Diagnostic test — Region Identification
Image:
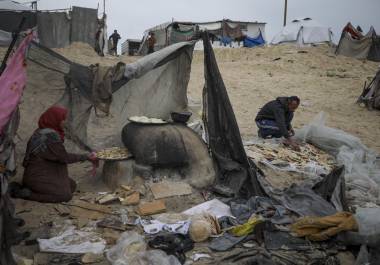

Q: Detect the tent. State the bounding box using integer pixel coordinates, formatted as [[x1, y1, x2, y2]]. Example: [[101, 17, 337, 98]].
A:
[[0, 5, 107, 53], [243, 30, 265, 48], [138, 19, 266, 54], [335, 23, 380, 62], [271, 18, 333, 46], [357, 68, 380, 110]]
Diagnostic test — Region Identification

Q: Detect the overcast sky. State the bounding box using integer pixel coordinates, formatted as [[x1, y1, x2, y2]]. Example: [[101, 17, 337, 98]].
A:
[[24, 0, 380, 44]]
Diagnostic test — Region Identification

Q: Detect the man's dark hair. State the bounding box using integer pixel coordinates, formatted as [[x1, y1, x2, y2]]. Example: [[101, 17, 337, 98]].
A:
[[288, 96, 300, 104]]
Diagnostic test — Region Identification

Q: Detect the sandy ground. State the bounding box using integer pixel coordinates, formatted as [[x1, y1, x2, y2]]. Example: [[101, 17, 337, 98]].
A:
[[1, 42, 379, 263]]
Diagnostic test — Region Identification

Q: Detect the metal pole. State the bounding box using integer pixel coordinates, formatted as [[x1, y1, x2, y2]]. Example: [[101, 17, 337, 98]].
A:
[[284, 0, 288, 26], [103, 0, 105, 16]]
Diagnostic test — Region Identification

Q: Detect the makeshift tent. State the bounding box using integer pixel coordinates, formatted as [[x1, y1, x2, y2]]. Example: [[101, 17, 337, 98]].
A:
[[243, 30, 265, 48], [336, 23, 380, 62], [271, 18, 332, 46], [139, 19, 266, 54], [357, 68, 380, 110]]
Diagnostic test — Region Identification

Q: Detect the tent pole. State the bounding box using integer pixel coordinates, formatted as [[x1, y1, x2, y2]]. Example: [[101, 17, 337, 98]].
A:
[[283, 0, 288, 26]]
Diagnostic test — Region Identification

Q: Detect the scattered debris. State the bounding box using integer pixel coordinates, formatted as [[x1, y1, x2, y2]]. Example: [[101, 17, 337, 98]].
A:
[[149, 181, 192, 199], [121, 191, 140, 206], [81, 253, 104, 264], [97, 193, 118, 204], [137, 200, 166, 216], [38, 226, 106, 254], [183, 199, 233, 218]]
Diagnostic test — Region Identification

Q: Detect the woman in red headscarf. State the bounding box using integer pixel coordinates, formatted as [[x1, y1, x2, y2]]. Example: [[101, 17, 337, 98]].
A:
[[12, 106, 96, 203]]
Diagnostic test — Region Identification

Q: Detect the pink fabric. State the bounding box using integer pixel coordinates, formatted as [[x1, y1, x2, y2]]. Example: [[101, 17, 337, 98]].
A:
[[0, 33, 34, 135]]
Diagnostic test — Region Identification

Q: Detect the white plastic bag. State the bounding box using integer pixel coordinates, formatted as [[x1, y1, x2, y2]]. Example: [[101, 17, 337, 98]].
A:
[[106, 231, 146, 264], [38, 226, 106, 254]]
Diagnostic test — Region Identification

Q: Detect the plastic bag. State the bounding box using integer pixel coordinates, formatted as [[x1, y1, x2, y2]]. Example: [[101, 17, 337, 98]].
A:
[[295, 112, 367, 156], [106, 231, 146, 264], [106, 232, 180, 265], [37, 226, 106, 254]]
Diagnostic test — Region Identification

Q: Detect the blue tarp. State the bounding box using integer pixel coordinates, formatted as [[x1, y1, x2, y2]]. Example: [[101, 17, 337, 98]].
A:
[[244, 32, 265, 48]]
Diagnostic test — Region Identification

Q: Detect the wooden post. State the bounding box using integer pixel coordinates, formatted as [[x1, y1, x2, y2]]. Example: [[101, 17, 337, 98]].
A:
[[284, 0, 288, 26]]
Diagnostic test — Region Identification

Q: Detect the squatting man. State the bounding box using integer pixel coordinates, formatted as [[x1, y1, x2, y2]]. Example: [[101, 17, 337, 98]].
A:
[[255, 96, 301, 150]]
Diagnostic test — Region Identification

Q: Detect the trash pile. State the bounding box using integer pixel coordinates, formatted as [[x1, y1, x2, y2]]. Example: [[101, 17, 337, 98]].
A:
[[245, 139, 335, 189]]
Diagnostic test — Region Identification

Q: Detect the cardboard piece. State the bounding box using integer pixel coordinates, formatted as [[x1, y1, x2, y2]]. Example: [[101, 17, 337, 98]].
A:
[[149, 181, 192, 199], [137, 200, 166, 216], [122, 192, 140, 206]]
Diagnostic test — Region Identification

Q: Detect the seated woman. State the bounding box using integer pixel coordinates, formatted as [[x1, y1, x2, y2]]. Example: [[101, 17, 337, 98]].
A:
[[12, 106, 96, 203]]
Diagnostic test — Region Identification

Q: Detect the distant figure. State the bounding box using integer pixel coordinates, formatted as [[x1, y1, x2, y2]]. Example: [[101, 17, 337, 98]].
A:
[[109, 29, 121, 56], [255, 96, 300, 150], [147, 32, 156, 54]]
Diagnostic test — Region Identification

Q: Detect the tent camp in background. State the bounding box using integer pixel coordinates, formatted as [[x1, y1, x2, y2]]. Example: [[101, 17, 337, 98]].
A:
[[121, 39, 142, 56], [0, 3, 107, 55], [271, 18, 333, 46], [138, 19, 266, 55], [335, 23, 380, 62]]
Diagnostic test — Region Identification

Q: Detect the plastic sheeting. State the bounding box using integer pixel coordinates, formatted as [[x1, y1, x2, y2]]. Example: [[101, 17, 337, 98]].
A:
[[37, 12, 70, 48], [296, 112, 380, 208], [38, 226, 106, 254], [70, 6, 98, 48], [244, 31, 265, 48]]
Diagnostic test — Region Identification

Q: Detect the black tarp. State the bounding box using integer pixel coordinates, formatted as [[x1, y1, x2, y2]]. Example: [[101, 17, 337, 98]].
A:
[[0, 11, 36, 32], [201, 31, 264, 198]]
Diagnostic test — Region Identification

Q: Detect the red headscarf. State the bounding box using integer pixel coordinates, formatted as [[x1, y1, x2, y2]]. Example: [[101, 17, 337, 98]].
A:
[[38, 106, 68, 141]]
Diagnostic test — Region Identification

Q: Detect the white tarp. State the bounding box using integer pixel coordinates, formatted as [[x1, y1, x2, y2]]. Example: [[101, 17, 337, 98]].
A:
[[271, 18, 332, 45]]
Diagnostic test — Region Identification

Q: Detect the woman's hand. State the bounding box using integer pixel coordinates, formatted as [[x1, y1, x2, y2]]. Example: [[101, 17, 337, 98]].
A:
[[87, 152, 98, 162]]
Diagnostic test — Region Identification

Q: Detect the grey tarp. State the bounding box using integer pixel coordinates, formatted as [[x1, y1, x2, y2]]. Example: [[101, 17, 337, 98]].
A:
[[37, 12, 70, 48], [201, 32, 265, 198], [0, 11, 36, 32], [336, 25, 380, 62], [70, 6, 98, 48], [58, 41, 195, 149], [368, 34, 380, 62], [0, 30, 11, 46], [336, 31, 372, 60]]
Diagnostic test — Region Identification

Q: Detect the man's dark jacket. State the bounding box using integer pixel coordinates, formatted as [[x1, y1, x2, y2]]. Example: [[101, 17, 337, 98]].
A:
[[255, 97, 294, 138]]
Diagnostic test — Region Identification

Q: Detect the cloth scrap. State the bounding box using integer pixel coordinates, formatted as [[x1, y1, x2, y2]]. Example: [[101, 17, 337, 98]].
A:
[[209, 233, 246, 252], [291, 211, 358, 241], [230, 215, 264, 237]]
